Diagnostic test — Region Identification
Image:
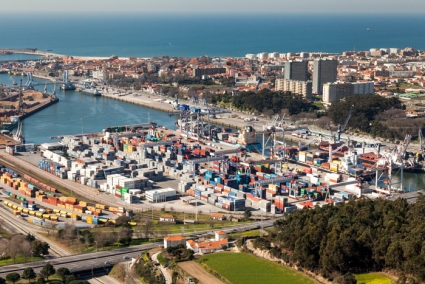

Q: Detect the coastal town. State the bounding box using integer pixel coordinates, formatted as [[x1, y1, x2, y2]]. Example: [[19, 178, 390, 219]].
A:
[[1, 46, 425, 284], [2, 47, 425, 103]]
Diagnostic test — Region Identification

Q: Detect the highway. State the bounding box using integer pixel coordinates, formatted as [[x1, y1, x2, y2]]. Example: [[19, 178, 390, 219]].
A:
[[0, 204, 71, 257], [0, 219, 276, 277]]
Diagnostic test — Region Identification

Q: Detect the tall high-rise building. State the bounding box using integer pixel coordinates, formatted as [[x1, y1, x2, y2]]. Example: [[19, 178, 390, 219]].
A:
[[313, 59, 338, 94], [284, 60, 308, 81]]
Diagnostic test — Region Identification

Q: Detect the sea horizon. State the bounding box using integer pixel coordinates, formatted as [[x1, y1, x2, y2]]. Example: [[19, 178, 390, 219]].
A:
[[0, 13, 424, 58]]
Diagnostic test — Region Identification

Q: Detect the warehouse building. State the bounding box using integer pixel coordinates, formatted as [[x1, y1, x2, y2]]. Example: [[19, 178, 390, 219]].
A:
[[145, 187, 176, 203]]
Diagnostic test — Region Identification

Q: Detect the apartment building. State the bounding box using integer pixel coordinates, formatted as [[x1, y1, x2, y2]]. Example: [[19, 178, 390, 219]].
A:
[[284, 60, 309, 81], [313, 59, 337, 95], [323, 81, 374, 103], [276, 79, 312, 100]]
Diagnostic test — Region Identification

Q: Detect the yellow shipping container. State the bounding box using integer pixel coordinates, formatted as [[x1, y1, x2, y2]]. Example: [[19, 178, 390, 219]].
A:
[[95, 204, 106, 209], [332, 160, 341, 165], [330, 166, 338, 172], [50, 216, 59, 221], [86, 216, 92, 224], [23, 208, 29, 214], [66, 212, 72, 217], [79, 201, 87, 207], [28, 217, 33, 223], [128, 222, 137, 226], [42, 214, 50, 219], [3, 200, 9, 205], [87, 206, 96, 211], [59, 196, 68, 202], [268, 184, 277, 190], [29, 211, 35, 216], [17, 207, 23, 212], [35, 212, 43, 218], [95, 209, 102, 214], [53, 209, 60, 213], [13, 210, 21, 216], [12, 205, 18, 209], [60, 210, 67, 215]]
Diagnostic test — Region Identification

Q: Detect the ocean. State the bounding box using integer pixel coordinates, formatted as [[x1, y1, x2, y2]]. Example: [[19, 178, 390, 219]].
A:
[[0, 13, 424, 58]]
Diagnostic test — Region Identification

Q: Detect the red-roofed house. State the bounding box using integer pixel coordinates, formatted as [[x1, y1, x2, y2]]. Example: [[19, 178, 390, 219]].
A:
[[164, 236, 186, 248]]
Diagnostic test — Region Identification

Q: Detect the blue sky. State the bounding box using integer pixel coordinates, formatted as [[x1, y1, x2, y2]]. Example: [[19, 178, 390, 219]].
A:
[[3, 0, 425, 13]]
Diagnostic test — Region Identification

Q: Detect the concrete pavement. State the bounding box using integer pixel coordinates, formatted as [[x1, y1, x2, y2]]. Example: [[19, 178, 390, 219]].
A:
[[151, 252, 172, 284]]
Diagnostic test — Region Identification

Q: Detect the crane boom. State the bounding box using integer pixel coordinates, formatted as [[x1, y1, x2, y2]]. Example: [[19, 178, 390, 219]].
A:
[[337, 105, 354, 141], [342, 105, 354, 132]]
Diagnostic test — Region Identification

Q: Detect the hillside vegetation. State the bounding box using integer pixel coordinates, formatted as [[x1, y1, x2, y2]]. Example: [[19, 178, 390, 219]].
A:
[[267, 196, 425, 283]]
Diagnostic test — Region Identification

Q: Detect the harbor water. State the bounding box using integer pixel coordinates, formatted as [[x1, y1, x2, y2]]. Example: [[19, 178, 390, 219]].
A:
[[0, 73, 177, 143]]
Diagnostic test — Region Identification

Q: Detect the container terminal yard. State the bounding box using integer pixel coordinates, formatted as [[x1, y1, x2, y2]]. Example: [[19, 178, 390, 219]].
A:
[[1, 108, 423, 232]]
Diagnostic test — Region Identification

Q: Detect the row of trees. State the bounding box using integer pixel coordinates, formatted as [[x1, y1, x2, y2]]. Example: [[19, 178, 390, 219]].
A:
[[326, 94, 409, 139], [56, 222, 134, 251], [211, 89, 313, 115], [267, 195, 425, 283], [2, 264, 85, 284], [0, 234, 49, 263]]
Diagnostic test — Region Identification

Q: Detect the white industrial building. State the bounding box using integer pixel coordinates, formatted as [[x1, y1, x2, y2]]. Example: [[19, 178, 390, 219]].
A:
[[145, 187, 176, 203]]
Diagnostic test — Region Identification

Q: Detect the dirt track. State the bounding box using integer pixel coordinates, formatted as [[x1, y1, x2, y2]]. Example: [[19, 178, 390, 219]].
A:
[[178, 261, 224, 284]]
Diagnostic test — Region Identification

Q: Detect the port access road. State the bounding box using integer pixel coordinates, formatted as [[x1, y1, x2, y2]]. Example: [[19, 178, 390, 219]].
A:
[[0, 219, 275, 277]]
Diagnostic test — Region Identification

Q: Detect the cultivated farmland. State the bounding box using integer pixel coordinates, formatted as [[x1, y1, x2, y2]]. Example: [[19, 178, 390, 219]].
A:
[[199, 252, 316, 284]]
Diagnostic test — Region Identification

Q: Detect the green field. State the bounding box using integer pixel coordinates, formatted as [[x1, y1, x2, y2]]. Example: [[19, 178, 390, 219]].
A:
[[199, 252, 315, 284], [355, 273, 393, 284]]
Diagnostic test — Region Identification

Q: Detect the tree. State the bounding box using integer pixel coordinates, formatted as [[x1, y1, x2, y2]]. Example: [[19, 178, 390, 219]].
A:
[[33, 240, 50, 256], [6, 273, 20, 284], [143, 221, 153, 240], [56, 267, 71, 282], [0, 277, 5, 284], [36, 277, 45, 284], [39, 263, 55, 280], [63, 275, 75, 284], [22, 268, 37, 283], [115, 216, 131, 227], [244, 210, 252, 221], [26, 233, 36, 242]]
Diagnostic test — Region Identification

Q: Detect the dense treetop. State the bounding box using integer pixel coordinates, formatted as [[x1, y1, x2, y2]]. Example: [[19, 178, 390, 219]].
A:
[[269, 195, 425, 282]]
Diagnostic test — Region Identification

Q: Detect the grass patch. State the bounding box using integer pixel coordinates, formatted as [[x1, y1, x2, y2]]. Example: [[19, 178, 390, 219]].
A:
[[0, 255, 44, 266], [199, 252, 315, 284], [355, 273, 393, 284], [228, 229, 260, 239], [157, 253, 169, 266]]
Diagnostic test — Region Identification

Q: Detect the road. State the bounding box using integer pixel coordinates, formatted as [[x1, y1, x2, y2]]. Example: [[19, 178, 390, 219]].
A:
[[0, 204, 71, 257], [0, 218, 276, 277], [178, 261, 223, 284], [151, 252, 172, 284]]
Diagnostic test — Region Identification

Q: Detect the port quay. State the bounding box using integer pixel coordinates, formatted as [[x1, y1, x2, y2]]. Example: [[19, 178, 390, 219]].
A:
[[0, 48, 424, 231]]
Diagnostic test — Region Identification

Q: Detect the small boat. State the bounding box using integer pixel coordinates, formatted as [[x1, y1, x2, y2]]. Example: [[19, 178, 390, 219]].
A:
[[367, 28, 370, 31]]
